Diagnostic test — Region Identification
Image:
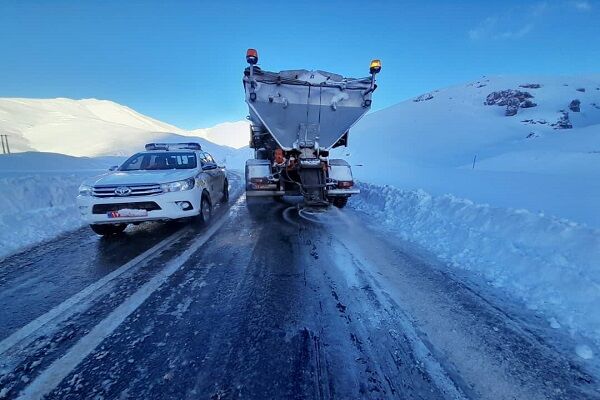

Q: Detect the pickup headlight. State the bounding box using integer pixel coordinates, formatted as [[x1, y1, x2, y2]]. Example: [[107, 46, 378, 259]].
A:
[[161, 178, 195, 193], [78, 184, 93, 196]]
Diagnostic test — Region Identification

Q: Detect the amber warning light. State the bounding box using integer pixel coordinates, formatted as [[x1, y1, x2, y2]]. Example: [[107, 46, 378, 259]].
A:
[[246, 49, 258, 65], [370, 59, 382, 74]]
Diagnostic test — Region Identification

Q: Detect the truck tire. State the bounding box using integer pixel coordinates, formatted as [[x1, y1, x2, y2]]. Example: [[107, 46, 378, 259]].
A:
[[90, 223, 127, 236], [331, 197, 348, 209]]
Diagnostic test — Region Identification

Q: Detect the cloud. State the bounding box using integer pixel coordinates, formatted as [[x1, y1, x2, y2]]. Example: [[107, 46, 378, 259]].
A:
[[468, 15, 535, 41], [531, 1, 549, 16], [572, 1, 591, 11], [495, 23, 534, 39], [468, 1, 590, 41], [468, 17, 497, 40]]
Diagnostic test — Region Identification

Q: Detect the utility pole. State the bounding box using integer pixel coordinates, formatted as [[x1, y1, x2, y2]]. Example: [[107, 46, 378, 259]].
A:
[[0, 135, 10, 155]]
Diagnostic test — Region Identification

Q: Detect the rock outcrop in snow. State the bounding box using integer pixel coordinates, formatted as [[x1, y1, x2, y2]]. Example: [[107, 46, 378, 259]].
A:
[[484, 89, 537, 116], [552, 111, 573, 129], [519, 83, 542, 89], [569, 99, 581, 112], [413, 93, 434, 102]]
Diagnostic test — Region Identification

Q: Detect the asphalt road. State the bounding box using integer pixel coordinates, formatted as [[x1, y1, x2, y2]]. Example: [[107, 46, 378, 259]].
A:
[[0, 190, 598, 399]]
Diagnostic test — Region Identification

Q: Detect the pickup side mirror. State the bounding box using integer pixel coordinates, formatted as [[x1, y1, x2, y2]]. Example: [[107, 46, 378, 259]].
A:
[[109, 165, 119, 171]]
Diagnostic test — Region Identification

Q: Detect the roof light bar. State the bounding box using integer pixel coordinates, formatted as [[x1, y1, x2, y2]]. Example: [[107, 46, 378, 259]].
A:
[[145, 142, 202, 151]]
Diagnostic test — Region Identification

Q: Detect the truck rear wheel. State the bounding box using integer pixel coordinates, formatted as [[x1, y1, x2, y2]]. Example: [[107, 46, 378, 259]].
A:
[[331, 197, 348, 209], [90, 223, 127, 236]]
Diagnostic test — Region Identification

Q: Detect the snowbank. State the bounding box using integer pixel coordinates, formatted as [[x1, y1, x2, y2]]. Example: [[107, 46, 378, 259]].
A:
[[0, 173, 94, 259], [352, 182, 600, 349], [0, 152, 119, 259]]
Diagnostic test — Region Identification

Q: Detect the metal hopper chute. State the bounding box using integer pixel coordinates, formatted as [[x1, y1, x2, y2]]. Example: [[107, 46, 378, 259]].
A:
[[244, 56, 380, 151]]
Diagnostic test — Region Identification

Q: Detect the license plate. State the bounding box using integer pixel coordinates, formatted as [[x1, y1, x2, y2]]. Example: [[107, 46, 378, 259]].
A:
[[107, 209, 148, 218]]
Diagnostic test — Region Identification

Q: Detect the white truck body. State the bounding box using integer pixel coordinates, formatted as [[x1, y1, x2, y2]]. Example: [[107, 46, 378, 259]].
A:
[[242, 51, 379, 207]]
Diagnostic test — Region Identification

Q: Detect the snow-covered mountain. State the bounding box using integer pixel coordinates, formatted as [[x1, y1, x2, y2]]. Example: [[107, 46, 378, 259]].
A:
[[0, 98, 246, 164], [191, 120, 249, 149], [344, 75, 600, 227]]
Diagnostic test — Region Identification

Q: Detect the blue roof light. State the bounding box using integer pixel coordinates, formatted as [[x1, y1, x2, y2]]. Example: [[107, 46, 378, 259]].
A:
[[145, 142, 202, 151]]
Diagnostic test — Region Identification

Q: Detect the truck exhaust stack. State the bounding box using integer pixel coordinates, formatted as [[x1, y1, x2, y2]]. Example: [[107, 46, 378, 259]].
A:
[[243, 49, 380, 207]]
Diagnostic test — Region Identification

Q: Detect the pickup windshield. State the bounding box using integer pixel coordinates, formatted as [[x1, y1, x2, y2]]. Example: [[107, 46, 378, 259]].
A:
[[120, 152, 197, 171]]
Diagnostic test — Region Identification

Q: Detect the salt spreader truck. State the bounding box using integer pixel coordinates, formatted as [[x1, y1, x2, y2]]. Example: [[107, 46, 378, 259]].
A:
[[243, 49, 381, 208]]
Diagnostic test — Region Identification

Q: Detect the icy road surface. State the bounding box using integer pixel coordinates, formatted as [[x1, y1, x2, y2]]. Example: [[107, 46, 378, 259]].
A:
[[0, 195, 598, 399]]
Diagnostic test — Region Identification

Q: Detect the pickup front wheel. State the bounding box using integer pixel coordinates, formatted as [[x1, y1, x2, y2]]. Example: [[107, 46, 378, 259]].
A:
[[90, 223, 127, 236], [198, 194, 212, 225]]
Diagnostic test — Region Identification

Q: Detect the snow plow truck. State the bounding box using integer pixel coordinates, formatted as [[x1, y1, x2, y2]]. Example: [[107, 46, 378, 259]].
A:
[[243, 49, 381, 208]]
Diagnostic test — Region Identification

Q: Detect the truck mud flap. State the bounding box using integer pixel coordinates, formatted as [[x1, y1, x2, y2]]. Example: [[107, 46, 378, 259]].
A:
[[299, 168, 327, 205]]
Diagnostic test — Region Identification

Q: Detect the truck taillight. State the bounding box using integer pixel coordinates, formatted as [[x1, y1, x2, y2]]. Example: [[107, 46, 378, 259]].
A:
[[337, 181, 353, 189], [250, 177, 268, 184]]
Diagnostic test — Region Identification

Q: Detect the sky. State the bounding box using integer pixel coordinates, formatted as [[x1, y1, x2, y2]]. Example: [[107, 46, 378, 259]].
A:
[[0, 0, 598, 129]]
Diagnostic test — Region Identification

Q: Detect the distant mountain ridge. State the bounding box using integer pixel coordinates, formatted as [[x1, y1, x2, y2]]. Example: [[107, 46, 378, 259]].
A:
[[0, 97, 247, 160]]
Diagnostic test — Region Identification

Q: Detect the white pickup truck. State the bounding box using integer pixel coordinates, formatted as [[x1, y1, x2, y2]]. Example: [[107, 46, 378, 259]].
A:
[[77, 143, 228, 236]]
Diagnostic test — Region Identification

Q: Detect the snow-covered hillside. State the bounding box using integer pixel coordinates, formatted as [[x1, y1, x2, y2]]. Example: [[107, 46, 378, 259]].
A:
[[344, 76, 600, 353], [0, 98, 245, 167], [344, 75, 600, 227]]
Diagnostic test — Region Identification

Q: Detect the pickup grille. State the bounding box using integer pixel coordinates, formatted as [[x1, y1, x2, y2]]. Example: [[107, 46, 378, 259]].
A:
[[92, 184, 162, 198], [92, 202, 162, 214]]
